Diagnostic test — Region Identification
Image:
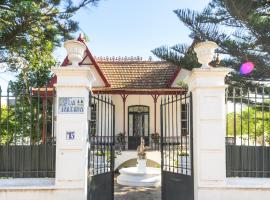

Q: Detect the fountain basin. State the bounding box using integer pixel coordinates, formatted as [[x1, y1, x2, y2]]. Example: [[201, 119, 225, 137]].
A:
[[117, 167, 161, 187]]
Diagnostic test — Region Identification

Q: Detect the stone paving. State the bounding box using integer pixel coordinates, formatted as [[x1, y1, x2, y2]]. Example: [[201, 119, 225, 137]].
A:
[[114, 176, 161, 200]]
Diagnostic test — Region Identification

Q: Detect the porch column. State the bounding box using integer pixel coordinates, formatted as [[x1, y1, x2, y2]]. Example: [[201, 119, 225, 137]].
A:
[[51, 40, 94, 199], [151, 94, 159, 134], [187, 42, 230, 200], [41, 97, 46, 144], [120, 94, 128, 134]]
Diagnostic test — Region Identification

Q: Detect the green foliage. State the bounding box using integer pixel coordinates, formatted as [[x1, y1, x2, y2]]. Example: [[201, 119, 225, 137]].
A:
[[177, 151, 189, 156], [152, 0, 270, 87], [227, 106, 270, 143], [177, 80, 188, 89], [0, 89, 53, 145], [0, 0, 100, 87]]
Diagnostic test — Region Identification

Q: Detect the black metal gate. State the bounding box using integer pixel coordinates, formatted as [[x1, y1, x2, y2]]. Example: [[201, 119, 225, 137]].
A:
[[160, 93, 194, 200], [87, 94, 115, 200]]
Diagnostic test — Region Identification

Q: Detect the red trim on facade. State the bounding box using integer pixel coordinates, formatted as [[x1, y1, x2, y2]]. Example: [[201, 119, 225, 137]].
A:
[[48, 76, 57, 88], [77, 37, 110, 87], [166, 68, 181, 87], [42, 97, 46, 144], [151, 94, 160, 134], [48, 36, 111, 87], [120, 94, 129, 135]]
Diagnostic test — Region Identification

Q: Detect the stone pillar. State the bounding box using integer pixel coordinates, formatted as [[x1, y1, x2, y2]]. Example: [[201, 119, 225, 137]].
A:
[[187, 42, 230, 200], [51, 40, 94, 199]]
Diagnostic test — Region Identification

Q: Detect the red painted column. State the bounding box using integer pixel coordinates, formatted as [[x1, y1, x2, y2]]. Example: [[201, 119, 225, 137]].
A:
[[42, 97, 46, 144], [151, 95, 159, 134], [120, 94, 128, 134]]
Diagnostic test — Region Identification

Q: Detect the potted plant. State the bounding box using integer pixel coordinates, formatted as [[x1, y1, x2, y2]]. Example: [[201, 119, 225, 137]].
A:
[[151, 133, 160, 144], [116, 133, 125, 144], [177, 151, 190, 168], [116, 132, 126, 151]]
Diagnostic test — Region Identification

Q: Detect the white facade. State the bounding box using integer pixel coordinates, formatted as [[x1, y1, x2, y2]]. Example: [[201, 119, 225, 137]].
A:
[[112, 94, 162, 136]]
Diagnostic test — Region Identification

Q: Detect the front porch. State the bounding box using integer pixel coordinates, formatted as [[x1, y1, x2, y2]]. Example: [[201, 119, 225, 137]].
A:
[[90, 91, 189, 151]]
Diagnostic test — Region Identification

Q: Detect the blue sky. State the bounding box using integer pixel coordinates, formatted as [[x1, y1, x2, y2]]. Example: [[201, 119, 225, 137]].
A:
[[1, 0, 210, 89], [54, 0, 210, 61]]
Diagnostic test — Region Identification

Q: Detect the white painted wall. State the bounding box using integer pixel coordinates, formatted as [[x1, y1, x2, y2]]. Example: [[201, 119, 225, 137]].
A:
[[197, 178, 270, 200], [111, 94, 188, 138], [112, 94, 162, 136], [171, 68, 191, 87], [0, 179, 85, 200], [188, 67, 270, 200], [81, 57, 105, 88]]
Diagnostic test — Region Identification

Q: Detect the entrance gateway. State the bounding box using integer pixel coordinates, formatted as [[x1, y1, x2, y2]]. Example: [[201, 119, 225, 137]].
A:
[[87, 92, 194, 200]]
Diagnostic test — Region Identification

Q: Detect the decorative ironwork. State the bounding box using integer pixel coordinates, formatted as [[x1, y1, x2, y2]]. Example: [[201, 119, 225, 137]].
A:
[[87, 94, 115, 200], [94, 56, 143, 62], [0, 84, 55, 178], [226, 87, 270, 177], [160, 93, 194, 200]]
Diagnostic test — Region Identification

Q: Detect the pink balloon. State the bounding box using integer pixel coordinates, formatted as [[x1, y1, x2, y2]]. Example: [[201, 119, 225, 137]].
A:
[[240, 62, 254, 75]]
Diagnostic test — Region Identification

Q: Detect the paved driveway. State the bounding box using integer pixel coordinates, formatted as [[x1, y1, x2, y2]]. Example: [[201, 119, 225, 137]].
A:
[[114, 176, 161, 200]]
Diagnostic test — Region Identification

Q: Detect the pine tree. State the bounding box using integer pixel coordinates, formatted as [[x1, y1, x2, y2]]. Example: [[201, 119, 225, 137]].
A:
[[152, 0, 270, 89], [0, 0, 100, 87]]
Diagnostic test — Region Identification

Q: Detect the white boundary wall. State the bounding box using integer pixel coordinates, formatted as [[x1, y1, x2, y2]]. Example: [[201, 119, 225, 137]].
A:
[[0, 66, 93, 200], [188, 68, 270, 200]]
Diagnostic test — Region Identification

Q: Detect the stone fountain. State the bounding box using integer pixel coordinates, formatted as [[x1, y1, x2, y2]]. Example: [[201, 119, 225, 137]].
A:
[[116, 137, 161, 187]]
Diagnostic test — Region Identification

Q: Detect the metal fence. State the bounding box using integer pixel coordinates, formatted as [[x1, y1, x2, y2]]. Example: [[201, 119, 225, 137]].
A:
[[160, 94, 192, 175], [87, 94, 115, 200], [88, 95, 115, 176], [0, 84, 56, 178], [226, 87, 270, 177]]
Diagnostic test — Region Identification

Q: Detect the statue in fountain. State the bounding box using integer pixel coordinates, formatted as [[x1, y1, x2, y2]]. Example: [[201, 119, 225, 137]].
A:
[[136, 137, 149, 172], [116, 136, 161, 187], [137, 137, 147, 160]]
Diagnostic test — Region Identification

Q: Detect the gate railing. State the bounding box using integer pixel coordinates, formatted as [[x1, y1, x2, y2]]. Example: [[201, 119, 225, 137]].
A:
[[160, 93, 193, 175], [226, 87, 270, 177], [88, 94, 115, 176], [0, 84, 56, 178]]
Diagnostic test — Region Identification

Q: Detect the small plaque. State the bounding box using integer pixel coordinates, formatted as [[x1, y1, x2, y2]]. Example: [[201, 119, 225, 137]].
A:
[[58, 97, 84, 114], [66, 131, 75, 140]]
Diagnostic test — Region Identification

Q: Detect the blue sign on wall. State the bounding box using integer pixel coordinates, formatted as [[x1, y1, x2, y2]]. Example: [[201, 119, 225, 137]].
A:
[[58, 97, 84, 114]]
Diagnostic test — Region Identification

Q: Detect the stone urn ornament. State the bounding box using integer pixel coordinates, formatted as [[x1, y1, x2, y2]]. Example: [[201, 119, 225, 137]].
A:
[[194, 41, 218, 68], [64, 40, 86, 67]]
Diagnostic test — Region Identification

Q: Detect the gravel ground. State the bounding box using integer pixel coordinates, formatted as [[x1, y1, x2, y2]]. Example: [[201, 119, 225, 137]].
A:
[[114, 175, 161, 200]]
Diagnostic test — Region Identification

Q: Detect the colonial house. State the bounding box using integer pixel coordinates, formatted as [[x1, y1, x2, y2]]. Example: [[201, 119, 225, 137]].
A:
[[48, 35, 190, 150]]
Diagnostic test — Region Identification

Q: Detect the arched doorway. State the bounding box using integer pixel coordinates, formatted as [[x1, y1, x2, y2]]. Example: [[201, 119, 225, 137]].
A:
[[128, 105, 150, 150]]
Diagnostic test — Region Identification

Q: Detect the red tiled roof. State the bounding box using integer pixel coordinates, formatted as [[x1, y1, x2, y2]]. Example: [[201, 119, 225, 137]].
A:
[[48, 35, 182, 91], [96, 60, 180, 89]]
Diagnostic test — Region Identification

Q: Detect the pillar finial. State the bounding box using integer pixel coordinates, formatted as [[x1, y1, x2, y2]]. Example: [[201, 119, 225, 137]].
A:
[[64, 40, 86, 67], [194, 41, 218, 68]]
